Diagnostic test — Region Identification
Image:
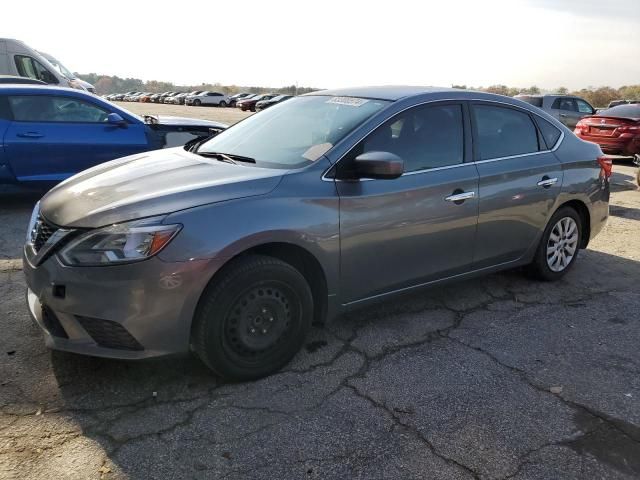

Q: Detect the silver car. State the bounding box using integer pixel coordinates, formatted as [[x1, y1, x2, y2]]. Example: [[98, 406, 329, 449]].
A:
[[23, 86, 610, 380], [515, 94, 596, 129]]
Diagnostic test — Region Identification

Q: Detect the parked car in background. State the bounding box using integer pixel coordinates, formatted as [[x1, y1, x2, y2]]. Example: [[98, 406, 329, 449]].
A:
[[0, 38, 88, 90], [166, 92, 188, 105], [138, 93, 155, 103], [21, 86, 609, 380], [0, 85, 227, 184], [575, 104, 640, 156], [37, 51, 95, 93], [159, 92, 178, 103], [176, 91, 203, 105], [237, 93, 277, 112], [515, 94, 596, 129], [608, 99, 640, 108], [185, 91, 229, 107], [112, 92, 136, 101], [229, 92, 253, 107], [124, 92, 144, 102], [149, 93, 164, 103], [255, 94, 293, 112]]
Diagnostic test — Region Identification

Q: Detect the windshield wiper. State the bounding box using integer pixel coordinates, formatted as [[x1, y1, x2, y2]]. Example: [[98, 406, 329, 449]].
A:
[[196, 151, 256, 164]]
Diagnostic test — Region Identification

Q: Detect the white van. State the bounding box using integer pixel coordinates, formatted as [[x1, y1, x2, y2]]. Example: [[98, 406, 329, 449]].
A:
[[38, 51, 95, 93], [0, 38, 93, 92]]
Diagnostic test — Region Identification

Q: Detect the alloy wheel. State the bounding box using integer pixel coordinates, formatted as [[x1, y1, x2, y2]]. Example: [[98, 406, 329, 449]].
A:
[[546, 217, 579, 272]]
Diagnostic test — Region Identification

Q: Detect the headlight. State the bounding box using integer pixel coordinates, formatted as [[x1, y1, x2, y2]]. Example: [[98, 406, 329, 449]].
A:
[[59, 217, 181, 266], [26, 201, 41, 243]]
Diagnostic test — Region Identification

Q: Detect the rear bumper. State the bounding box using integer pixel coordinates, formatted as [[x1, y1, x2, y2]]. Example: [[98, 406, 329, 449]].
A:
[[23, 248, 222, 359], [577, 134, 640, 156]]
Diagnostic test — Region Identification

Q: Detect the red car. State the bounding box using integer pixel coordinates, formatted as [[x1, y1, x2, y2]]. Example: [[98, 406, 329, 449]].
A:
[[237, 94, 277, 112], [575, 104, 640, 156]]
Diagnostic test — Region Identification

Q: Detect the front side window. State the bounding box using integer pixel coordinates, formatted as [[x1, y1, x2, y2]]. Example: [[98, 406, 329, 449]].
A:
[[199, 95, 390, 169], [576, 99, 594, 114], [473, 105, 539, 160], [9, 95, 110, 123], [14, 55, 58, 84], [342, 103, 464, 174]]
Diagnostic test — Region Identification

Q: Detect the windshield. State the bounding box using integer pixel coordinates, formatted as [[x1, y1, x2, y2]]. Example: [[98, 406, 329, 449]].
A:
[[198, 95, 390, 169], [45, 56, 75, 79]]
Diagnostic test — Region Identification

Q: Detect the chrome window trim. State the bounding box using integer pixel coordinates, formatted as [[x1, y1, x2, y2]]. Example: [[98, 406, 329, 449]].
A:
[[321, 98, 565, 182]]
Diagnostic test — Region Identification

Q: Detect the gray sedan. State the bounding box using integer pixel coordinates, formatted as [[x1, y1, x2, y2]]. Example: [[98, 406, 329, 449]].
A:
[[23, 86, 610, 380]]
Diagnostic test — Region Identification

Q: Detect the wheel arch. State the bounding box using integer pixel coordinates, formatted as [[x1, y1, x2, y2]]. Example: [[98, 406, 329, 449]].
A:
[[556, 199, 591, 248], [195, 242, 329, 330]]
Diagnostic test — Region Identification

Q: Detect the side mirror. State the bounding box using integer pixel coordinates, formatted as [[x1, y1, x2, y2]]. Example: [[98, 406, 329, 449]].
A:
[[353, 151, 404, 180], [107, 112, 127, 128]]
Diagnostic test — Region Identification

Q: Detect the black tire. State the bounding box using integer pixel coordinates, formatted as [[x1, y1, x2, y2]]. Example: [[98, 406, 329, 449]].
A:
[[528, 206, 582, 281], [219, 101, 227, 108], [194, 99, 201, 106], [192, 255, 313, 380]]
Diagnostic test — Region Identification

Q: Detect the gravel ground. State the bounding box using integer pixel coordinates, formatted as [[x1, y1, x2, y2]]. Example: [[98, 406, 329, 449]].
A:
[[114, 101, 253, 125], [1, 106, 639, 479]]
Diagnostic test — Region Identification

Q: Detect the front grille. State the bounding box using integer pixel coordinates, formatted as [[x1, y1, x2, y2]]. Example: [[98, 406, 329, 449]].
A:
[[32, 216, 57, 252], [76, 316, 144, 351], [41, 305, 68, 338]]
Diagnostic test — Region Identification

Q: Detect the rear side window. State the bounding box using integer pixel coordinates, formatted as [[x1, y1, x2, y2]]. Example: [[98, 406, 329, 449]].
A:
[[472, 105, 539, 160], [352, 103, 464, 173], [0, 96, 11, 120], [535, 117, 562, 149], [9, 95, 109, 122], [518, 96, 543, 108]]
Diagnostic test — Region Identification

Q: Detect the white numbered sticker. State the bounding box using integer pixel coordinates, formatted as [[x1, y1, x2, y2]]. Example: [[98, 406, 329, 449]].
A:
[[326, 97, 369, 107]]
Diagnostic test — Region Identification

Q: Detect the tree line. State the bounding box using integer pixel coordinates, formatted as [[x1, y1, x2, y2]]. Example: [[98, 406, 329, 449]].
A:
[[78, 73, 640, 108]]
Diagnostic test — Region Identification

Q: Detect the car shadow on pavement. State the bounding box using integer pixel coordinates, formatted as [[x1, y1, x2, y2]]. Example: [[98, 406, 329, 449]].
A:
[[22, 248, 637, 479]]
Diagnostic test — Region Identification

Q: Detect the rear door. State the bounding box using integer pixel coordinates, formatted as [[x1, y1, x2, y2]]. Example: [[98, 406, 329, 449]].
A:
[[470, 102, 563, 269], [336, 102, 479, 303], [0, 96, 12, 182], [4, 94, 148, 182]]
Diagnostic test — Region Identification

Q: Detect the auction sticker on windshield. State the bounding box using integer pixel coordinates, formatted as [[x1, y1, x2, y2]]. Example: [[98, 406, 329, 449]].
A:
[[326, 97, 369, 107]]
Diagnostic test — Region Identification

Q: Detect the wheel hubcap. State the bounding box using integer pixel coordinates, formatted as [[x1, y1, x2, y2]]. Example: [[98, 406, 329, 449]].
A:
[[546, 217, 579, 272], [225, 286, 292, 357]]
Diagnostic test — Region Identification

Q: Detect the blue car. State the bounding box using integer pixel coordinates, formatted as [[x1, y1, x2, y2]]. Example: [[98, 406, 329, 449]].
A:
[[0, 85, 227, 183]]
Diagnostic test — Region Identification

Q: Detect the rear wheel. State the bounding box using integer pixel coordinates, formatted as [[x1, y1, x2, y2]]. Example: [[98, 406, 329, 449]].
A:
[[528, 206, 582, 281], [193, 255, 313, 380]]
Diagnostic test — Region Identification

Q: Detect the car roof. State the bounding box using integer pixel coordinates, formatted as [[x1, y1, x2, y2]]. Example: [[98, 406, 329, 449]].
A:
[[306, 85, 463, 101], [0, 84, 89, 94]]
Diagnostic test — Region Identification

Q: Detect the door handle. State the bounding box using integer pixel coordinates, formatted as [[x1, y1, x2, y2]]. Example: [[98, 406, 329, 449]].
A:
[[537, 177, 558, 188], [559, 113, 568, 118], [445, 191, 475, 203], [17, 132, 44, 138]]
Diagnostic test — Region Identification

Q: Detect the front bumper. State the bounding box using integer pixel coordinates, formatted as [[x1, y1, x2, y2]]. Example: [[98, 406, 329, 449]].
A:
[[23, 248, 219, 359]]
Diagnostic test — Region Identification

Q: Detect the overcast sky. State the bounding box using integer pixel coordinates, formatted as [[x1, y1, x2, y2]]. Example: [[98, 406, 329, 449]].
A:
[[3, 0, 639, 90]]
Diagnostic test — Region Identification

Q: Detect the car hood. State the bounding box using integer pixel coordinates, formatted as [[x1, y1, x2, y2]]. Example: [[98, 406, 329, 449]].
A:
[[40, 148, 285, 228], [144, 115, 228, 130]]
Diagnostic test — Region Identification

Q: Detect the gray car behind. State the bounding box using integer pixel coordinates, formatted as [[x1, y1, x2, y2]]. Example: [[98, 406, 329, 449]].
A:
[[515, 94, 596, 128]]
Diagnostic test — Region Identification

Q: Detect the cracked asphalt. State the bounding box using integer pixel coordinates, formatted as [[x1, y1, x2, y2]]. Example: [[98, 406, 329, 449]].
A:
[[1, 157, 639, 479]]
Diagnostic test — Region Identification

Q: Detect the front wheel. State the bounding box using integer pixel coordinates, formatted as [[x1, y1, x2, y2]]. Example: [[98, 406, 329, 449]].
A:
[[528, 206, 582, 281], [192, 255, 313, 380]]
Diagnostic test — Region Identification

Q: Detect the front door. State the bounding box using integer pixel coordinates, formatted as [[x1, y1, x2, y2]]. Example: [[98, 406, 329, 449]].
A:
[[4, 94, 148, 182], [470, 102, 563, 269], [335, 102, 479, 304]]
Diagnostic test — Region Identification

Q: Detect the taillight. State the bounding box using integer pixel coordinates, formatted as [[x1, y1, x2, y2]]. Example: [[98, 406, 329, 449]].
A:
[[597, 156, 613, 179], [574, 120, 588, 135]]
